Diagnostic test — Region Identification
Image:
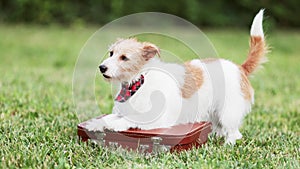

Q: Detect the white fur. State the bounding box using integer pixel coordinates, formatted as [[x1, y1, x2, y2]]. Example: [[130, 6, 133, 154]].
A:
[[251, 9, 264, 38], [86, 10, 265, 145]]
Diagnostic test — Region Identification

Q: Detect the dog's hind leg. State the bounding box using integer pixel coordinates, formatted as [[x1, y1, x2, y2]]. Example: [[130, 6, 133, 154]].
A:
[[218, 98, 249, 145]]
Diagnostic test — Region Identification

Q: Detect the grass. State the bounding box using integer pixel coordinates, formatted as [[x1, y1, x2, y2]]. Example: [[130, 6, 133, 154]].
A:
[[0, 24, 299, 168]]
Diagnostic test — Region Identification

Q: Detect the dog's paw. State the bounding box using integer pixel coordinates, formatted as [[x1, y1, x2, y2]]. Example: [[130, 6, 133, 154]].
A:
[[214, 127, 226, 137], [108, 120, 130, 131], [112, 125, 130, 132], [84, 115, 133, 132], [224, 131, 242, 145], [85, 119, 106, 131]]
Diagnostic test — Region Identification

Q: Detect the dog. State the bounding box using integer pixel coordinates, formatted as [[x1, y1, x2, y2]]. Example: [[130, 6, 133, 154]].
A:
[[86, 10, 268, 144]]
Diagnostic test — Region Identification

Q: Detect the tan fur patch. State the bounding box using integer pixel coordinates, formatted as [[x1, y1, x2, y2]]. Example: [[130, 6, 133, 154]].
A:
[[142, 43, 160, 60], [181, 62, 204, 98], [239, 67, 253, 101], [242, 36, 267, 76]]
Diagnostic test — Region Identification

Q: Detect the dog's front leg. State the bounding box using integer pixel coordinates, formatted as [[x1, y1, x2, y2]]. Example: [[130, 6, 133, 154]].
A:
[[104, 117, 135, 131], [85, 114, 121, 131]]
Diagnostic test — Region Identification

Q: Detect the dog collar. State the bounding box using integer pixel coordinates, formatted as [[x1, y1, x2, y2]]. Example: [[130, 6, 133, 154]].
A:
[[115, 75, 145, 102]]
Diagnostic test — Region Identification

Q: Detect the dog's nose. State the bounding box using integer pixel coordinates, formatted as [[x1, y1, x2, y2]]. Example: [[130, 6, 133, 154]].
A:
[[99, 65, 108, 73]]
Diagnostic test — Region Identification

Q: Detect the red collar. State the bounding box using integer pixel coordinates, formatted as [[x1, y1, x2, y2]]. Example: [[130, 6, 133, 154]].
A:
[[115, 75, 145, 102]]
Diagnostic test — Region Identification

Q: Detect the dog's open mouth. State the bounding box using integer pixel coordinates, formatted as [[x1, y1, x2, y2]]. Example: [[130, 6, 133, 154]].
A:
[[102, 74, 111, 79]]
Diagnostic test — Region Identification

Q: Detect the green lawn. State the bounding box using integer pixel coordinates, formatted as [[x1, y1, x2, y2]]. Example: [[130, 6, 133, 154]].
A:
[[0, 24, 299, 168]]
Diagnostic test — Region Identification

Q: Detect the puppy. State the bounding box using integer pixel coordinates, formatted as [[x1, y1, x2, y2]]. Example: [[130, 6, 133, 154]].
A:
[[87, 10, 268, 144]]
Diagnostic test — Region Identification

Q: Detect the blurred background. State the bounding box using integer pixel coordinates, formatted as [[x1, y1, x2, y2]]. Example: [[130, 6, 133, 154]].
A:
[[0, 0, 299, 28], [1, 1, 300, 168]]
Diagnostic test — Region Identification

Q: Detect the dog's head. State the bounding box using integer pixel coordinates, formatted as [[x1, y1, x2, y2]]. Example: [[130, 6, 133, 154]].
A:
[[99, 38, 160, 83]]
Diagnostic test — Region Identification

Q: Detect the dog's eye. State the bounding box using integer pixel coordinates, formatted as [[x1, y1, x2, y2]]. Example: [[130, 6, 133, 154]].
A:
[[109, 51, 113, 57], [120, 55, 129, 61]]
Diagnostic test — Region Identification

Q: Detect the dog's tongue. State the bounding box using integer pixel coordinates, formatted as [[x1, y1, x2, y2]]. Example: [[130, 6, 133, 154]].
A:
[[115, 75, 144, 102]]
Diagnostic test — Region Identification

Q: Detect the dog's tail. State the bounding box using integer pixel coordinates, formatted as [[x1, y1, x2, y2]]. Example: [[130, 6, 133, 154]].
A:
[[241, 9, 268, 76]]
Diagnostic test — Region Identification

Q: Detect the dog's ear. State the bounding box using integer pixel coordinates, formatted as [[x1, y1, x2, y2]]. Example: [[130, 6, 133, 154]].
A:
[[142, 42, 160, 60]]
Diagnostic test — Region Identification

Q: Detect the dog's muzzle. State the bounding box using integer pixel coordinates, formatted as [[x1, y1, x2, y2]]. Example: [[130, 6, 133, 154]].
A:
[[99, 65, 111, 79]]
